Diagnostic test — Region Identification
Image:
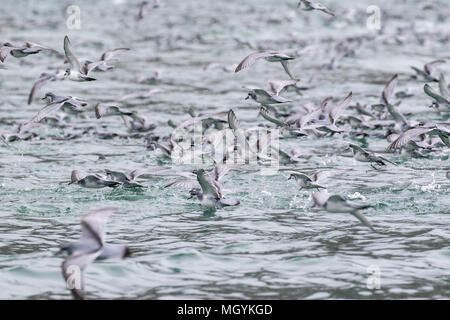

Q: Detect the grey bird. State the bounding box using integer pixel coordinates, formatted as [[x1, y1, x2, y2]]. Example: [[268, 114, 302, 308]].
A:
[[312, 191, 374, 231], [348, 143, 397, 169], [387, 123, 450, 151], [266, 79, 300, 96], [29, 93, 87, 123], [297, 0, 335, 17], [308, 91, 353, 134], [104, 169, 146, 188], [375, 74, 408, 126], [59, 208, 130, 300], [69, 170, 120, 188], [63, 36, 96, 82], [246, 89, 293, 106], [137, 0, 160, 21], [119, 88, 162, 102], [410, 60, 445, 82], [286, 170, 328, 191], [27, 69, 66, 105], [165, 165, 237, 191], [82, 48, 130, 75], [121, 114, 156, 132], [424, 76, 450, 109], [190, 169, 240, 209], [322, 194, 375, 231], [0, 41, 58, 62], [235, 51, 296, 79], [0, 122, 38, 143], [95, 103, 135, 119]]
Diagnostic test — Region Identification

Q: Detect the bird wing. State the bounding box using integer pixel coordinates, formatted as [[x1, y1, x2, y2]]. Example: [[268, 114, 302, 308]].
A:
[[235, 51, 279, 73], [83, 60, 105, 75], [330, 91, 352, 124], [80, 207, 117, 246], [299, 108, 321, 128], [101, 48, 130, 61], [387, 127, 434, 151], [228, 109, 240, 130], [280, 60, 295, 80], [211, 164, 237, 181], [27, 74, 53, 105], [350, 211, 375, 231], [30, 99, 68, 123], [25, 41, 59, 53], [311, 170, 337, 182], [70, 170, 87, 183], [381, 74, 398, 106], [197, 169, 221, 199], [94, 103, 110, 119], [267, 79, 298, 96], [285, 171, 312, 182], [164, 179, 199, 189], [349, 143, 367, 154], [424, 84, 450, 104], [410, 66, 427, 77], [424, 59, 445, 75], [61, 249, 102, 300], [439, 74, 450, 99], [64, 36, 82, 73], [0, 46, 13, 62], [130, 167, 162, 180], [137, 1, 149, 20], [377, 155, 398, 166], [260, 106, 287, 127], [313, 3, 335, 16]]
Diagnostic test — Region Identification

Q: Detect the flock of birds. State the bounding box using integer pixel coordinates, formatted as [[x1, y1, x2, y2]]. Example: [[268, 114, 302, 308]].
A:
[[1, 0, 450, 300]]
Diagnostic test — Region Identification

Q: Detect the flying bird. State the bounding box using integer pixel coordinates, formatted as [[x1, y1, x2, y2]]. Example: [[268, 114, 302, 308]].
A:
[[297, 0, 335, 17], [63, 36, 96, 81], [235, 51, 296, 79], [59, 208, 130, 300]]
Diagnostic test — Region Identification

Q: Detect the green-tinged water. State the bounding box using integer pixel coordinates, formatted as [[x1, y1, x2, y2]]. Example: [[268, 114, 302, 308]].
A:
[[0, 0, 449, 299]]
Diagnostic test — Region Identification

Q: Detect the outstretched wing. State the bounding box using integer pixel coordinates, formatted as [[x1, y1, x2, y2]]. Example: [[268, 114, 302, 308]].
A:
[[101, 48, 130, 61], [64, 36, 81, 73], [197, 169, 221, 199], [61, 249, 102, 300], [424, 59, 445, 76], [381, 74, 398, 106], [235, 51, 279, 73], [260, 106, 287, 127], [330, 91, 352, 124], [387, 127, 434, 151], [28, 74, 53, 105], [80, 207, 117, 246], [424, 84, 450, 104], [267, 79, 298, 96], [30, 99, 68, 123], [439, 74, 450, 99]]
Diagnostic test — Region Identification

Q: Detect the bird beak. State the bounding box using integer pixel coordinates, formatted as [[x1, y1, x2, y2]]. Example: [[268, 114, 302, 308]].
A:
[[287, 175, 292, 180]]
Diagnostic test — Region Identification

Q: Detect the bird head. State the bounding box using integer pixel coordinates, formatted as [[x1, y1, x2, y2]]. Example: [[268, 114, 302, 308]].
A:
[[188, 188, 201, 199], [245, 91, 256, 101], [42, 92, 56, 102]]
